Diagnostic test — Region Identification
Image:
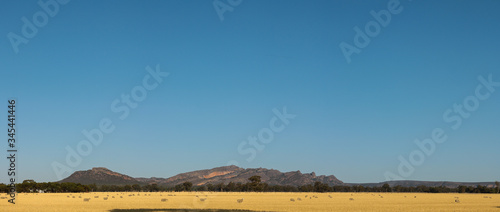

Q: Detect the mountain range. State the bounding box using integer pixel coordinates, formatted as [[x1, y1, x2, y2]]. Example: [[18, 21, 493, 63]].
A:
[[59, 166, 497, 188], [60, 165, 342, 187]]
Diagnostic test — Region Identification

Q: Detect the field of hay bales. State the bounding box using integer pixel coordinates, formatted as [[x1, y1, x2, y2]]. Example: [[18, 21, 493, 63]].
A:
[[0, 192, 499, 211]]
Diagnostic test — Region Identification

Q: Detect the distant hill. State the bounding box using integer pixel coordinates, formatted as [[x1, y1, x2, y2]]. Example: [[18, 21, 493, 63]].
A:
[[59, 167, 139, 185], [348, 180, 497, 188], [59, 166, 497, 188]]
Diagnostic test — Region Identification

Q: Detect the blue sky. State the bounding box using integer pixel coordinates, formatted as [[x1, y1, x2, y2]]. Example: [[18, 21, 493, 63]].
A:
[[1, 0, 499, 183]]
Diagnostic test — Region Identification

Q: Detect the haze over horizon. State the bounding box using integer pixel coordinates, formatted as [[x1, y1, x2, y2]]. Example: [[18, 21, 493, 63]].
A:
[[1, 0, 499, 184]]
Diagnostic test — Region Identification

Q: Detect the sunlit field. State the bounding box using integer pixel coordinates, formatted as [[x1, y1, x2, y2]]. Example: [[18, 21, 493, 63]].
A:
[[1, 192, 499, 211]]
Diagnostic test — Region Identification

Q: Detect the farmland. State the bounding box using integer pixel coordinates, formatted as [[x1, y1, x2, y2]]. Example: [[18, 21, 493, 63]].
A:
[[1, 192, 499, 211]]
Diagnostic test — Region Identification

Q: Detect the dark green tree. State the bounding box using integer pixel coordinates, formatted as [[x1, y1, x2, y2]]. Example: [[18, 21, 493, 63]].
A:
[[174, 184, 184, 192], [248, 175, 263, 192], [182, 182, 193, 191], [249, 176, 261, 184], [132, 184, 141, 191], [226, 182, 236, 191], [150, 183, 159, 192], [457, 185, 466, 193], [313, 182, 329, 192], [206, 183, 214, 191], [382, 183, 391, 192], [88, 183, 97, 192]]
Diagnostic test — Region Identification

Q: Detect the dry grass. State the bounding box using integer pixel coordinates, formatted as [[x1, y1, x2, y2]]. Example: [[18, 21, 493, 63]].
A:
[[0, 192, 498, 211]]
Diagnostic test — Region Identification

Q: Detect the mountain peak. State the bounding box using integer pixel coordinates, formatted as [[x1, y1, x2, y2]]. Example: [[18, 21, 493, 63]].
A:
[[60, 167, 139, 185], [91, 167, 111, 172]]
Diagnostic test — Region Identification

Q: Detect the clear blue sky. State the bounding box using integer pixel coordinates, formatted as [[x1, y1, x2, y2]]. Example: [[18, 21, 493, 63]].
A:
[[1, 0, 499, 184]]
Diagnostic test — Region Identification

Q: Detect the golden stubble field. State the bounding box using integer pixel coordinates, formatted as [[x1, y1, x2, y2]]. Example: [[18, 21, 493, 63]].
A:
[[0, 192, 499, 212]]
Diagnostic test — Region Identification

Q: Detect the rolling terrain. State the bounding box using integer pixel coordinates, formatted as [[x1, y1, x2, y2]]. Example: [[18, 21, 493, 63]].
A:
[[60, 166, 497, 188]]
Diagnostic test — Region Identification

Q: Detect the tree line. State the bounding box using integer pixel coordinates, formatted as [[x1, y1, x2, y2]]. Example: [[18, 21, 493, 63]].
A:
[[2, 178, 499, 194]]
